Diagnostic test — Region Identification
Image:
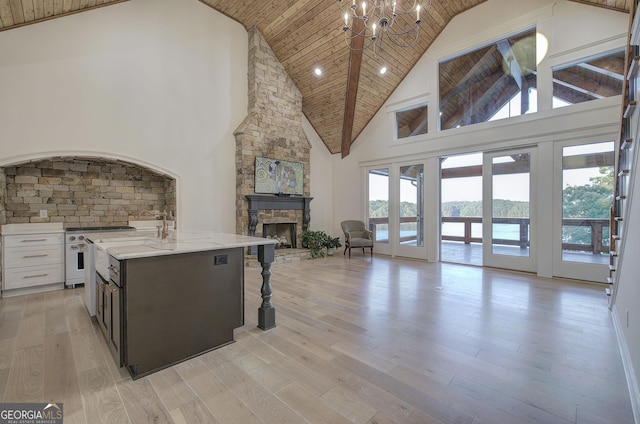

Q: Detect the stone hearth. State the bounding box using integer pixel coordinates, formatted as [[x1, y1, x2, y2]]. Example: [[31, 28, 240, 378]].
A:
[[244, 248, 309, 268]]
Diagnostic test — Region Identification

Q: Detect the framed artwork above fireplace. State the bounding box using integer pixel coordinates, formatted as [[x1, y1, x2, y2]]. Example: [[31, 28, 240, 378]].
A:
[[254, 156, 304, 195]]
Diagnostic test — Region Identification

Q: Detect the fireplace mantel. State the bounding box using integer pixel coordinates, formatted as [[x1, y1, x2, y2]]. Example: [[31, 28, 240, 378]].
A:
[[246, 194, 312, 213], [245, 195, 313, 254]]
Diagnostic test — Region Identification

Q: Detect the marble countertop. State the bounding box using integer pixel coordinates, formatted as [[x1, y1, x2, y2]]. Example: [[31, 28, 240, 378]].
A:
[[88, 230, 277, 260], [1, 223, 65, 235]]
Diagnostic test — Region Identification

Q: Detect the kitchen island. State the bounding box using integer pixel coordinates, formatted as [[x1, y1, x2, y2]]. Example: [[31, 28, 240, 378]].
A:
[[88, 230, 276, 379]]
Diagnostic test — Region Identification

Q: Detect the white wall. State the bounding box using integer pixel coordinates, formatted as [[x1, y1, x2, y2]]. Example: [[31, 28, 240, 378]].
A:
[[305, 116, 335, 235], [0, 0, 248, 232]]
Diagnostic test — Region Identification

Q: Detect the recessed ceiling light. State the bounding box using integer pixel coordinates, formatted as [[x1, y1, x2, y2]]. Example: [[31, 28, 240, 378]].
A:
[[314, 68, 322, 76], [379, 66, 387, 75]]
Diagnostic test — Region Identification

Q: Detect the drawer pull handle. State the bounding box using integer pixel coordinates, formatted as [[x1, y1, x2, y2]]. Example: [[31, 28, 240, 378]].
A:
[[23, 254, 48, 258], [23, 273, 49, 279], [21, 239, 47, 242]]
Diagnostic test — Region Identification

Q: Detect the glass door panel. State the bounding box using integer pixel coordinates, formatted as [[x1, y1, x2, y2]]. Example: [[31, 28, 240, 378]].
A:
[[396, 164, 426, 259], [561, 142, 613, 264], [553, 141, 613, 282], [368, 168, 390, 246], [440, 152, 483, 266], [492, 154, 531, 257], [399, 164, 423, 247], [483, 149, 536, 272]]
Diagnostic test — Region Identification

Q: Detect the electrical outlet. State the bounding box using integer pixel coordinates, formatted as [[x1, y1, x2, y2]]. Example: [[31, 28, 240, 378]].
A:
[[39, 210, 48, 218]]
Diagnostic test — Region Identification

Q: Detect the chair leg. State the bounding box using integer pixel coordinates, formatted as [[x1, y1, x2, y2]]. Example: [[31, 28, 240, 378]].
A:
[[370, 246, 373, 258]]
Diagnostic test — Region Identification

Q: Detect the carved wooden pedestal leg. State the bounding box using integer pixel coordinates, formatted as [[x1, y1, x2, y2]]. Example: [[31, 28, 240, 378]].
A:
[[257, 243, 276, 330]]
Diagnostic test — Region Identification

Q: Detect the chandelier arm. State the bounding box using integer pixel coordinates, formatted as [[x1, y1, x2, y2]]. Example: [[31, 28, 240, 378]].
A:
[[338, 0, 431, 55], [384, 26, 420, 37], [382, 27, 421, 48], [343, 29, 376, 51]]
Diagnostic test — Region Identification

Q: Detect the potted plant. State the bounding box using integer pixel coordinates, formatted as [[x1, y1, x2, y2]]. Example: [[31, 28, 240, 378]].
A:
[[324, 236, 342, 256], [301, 230, 328, 258]]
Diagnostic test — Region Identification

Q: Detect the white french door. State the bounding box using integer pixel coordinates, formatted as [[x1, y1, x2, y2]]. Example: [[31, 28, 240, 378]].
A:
[[396, 162, 426, 259], [367, 163, 427, 259], [368, 167, 392, 256], [482, 148, 537, 272], [552, 140, 613, 282]]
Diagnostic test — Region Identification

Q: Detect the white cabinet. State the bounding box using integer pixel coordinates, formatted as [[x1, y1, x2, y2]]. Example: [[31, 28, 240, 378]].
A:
[[1, 223, 64, 296]]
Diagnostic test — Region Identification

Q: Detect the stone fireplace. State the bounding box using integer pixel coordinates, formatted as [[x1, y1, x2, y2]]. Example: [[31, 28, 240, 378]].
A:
[[245, 194, 312, 255], [234, 27, 311, 253]]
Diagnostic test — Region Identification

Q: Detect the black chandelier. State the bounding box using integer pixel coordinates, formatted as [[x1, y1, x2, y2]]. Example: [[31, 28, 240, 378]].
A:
[[339, 0, 432, 57]]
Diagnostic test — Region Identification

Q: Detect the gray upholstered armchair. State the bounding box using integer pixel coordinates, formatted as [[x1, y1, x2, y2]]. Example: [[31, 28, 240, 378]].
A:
[[340, 220, 374, 258]]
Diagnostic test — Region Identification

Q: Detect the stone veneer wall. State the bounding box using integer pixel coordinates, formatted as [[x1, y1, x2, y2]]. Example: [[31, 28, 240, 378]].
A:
[[235, 27, 311, 244], [0, 168, 5, 284], [2, 158, 176, 227], [0, 168, 6, 226]]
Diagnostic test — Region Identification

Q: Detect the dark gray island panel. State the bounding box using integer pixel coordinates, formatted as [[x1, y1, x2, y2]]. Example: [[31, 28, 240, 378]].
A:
[[121, 247, 243, 379]]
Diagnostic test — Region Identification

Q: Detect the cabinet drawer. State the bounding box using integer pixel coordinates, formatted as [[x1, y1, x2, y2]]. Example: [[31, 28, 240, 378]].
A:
[[4, 233, 63, 248], [3, 245, 63, 268], [3, 263, 64, 290]]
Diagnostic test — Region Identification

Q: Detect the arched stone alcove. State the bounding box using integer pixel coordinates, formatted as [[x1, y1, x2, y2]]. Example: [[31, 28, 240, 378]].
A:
[[0, 156, 176, 228]]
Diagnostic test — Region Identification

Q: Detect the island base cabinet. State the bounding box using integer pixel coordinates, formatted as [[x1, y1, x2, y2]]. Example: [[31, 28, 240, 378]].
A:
[[96, 271, 123, 367], [121, 248, 243, 379]]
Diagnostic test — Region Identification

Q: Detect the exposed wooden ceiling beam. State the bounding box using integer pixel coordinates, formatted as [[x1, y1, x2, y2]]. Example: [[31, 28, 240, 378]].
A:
[[341, 18, 365, 159], [496, 40, 525, 90], [553, 68, 622, 99], [496, 38, 533, 113], [578, 62, 624, 81], [409, 112, 428, 137]]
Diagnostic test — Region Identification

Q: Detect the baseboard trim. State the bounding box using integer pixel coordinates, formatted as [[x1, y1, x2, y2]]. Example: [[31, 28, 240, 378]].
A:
[[612, 306, 640, 423]]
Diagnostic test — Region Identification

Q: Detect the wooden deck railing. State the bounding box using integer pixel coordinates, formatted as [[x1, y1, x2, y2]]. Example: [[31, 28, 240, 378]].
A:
[[368, 216, 609, 254], [560, 218, 610, 254], [439, 216, 531, 249], [369, 217, 419, 243]]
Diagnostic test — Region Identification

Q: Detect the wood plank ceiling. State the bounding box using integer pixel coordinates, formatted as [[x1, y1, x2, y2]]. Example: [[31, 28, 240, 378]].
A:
[[0, 0, 632, 156]]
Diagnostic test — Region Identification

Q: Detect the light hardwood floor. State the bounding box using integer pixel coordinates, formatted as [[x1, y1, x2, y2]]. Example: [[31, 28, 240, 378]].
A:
[[0, 255, 634, 423]]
